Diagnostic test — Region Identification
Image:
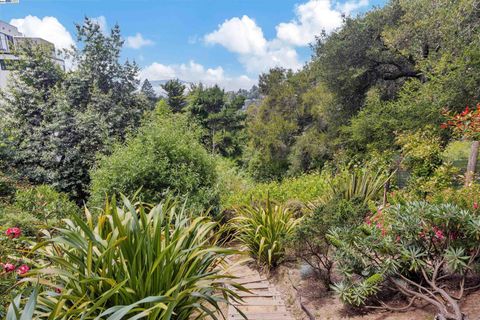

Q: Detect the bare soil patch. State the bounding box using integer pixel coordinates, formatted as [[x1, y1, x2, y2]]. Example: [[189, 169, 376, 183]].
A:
[[267, 261, 480, 320]]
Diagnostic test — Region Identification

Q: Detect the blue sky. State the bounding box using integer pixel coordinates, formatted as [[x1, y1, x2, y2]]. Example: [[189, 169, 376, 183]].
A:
[[0, 0, 386, 90]]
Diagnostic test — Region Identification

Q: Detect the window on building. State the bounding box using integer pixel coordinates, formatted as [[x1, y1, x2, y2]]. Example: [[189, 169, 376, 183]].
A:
[[0, 59, 14, 71], [0, 34, 7, 51]]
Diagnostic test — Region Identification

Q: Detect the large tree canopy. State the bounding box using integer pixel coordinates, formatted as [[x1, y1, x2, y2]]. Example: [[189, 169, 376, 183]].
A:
[[0, 18, 152, 201]]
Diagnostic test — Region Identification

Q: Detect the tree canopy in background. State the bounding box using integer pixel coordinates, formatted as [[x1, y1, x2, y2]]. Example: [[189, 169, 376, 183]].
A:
[[0, 17, 153, 201]]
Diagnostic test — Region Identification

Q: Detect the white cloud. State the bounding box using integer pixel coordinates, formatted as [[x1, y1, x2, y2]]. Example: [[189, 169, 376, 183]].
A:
[[204, 16, 301, 74], [276, 0, 369, 46], [239, 40, 301, 73], [90, 16, 108, 34], [337, 0, 369, 16], [10, 15, 75, 51], [126, 33, 154, 49], [203, 0, 368, 73], [140, 60, 255, 91], [205, 15, 266, 55]]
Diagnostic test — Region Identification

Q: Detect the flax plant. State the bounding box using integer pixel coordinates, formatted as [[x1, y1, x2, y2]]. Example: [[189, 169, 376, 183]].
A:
[[11, 196, 244, 319], [232, 198, 300, 269]]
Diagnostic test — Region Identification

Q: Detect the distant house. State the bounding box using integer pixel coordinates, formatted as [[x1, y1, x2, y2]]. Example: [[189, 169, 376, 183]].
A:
[[0, 20, 65, 89]]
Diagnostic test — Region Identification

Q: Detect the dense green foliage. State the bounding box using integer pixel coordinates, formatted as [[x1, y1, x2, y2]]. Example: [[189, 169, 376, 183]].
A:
[[0, 18, 152, 201], [12, 196, 243, 319], [187, 84, 246, 160], [89, 107, 219, 213], [161, 79, 187, 113], [290, 197, 369, 288], [0, 185, 78, 236], [3, 1, 480, 318], [222, 172, 328, 209]]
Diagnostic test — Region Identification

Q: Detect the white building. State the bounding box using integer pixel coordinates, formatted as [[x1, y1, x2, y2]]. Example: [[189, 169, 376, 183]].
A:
[[0, 20, 65, 88]]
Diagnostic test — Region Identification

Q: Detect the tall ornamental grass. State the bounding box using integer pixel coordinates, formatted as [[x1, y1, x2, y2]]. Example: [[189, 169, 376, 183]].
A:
[[11, 196, 244, 320], [232, 198, 300, 269]]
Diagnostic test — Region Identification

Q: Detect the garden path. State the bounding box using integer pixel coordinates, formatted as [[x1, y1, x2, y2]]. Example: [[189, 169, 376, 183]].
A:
[[226, 259, 295, 320]]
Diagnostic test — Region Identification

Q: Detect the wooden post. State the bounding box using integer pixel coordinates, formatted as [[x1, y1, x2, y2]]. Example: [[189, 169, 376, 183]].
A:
[[465, 140, 479, 186]]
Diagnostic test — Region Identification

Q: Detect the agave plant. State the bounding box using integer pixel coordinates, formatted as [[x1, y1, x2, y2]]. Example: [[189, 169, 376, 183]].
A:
[[13, 196, 244, 319], [321, 165, 392, 205], [232, 197, 300, 269]]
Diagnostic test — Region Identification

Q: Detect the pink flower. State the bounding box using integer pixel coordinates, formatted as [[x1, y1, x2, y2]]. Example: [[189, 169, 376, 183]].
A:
[[365, 216, 372, 226], [434, 229, 445, 240], [5, 227, 21, 239], [2, 263, 15, 272], [16, 264, 29, 275], [474, 202, 478, 210], [396, 235, 401, 242]]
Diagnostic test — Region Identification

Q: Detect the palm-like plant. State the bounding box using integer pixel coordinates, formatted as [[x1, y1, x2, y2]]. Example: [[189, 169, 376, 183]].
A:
[[13, 196, 244, 319], [232, 198, 300, 269], [321, 165, 392, 205]]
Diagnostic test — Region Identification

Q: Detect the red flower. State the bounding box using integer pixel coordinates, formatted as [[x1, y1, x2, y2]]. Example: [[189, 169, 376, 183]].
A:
[[5, 227, 21, 239], [474, 202, 478, 210], [2, 263, 15, 272], [55, 287, 62, 294], [16, 264, 29, 275], [461, 106, 470, 116]]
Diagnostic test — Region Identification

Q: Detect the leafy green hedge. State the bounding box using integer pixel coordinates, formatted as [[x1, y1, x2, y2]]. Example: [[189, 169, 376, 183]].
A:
[[89, 109, 219, 214], [221, 172, 328, 208]]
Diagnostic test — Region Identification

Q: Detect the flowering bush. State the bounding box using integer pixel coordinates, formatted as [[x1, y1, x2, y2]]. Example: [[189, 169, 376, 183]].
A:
[[0, 226, 31, 317], [442, 104, 480, 139], [329, 202, 480, 320]]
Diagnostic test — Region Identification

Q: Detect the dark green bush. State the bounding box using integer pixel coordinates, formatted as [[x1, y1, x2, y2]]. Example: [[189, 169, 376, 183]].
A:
[[289, 197, 369, 288], [0, 173, 17, 203], [89, 109, 219, 214]]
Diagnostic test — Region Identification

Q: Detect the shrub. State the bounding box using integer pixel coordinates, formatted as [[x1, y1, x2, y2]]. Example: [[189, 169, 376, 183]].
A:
[[14, 196, 243, 319], [89, 110, 219, 214], [427, 183, 480, 212], [223, 172, 328, 208], [0, 173, 16, 203], [289, 197, 369, 288], [232, 198, 300, 269], [329, 202, 480, 320], [0, 185, 78, 237]]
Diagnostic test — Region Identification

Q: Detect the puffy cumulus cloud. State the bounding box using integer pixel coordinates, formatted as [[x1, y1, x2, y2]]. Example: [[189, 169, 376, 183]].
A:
[[203, 0, 368, 73], [276, 0, 369, 46], [239, 40, 301, 73], [125, 33, 154, 49], [140, 60, 256, 91], [10, 15, 75, 50], [205, 15, 266, 55], [204, 16, 300, 74]]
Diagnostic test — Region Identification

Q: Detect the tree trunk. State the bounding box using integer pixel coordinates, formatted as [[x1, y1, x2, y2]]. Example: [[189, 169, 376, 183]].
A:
[[465, 140, 479, 186]]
